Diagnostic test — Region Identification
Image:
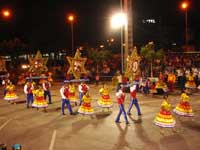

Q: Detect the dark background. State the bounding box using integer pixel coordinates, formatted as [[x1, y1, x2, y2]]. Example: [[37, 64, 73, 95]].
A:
[[0, 0, 200, 50]]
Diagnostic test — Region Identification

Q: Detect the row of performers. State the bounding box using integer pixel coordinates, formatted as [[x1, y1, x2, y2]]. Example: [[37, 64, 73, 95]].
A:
[[3, 79, 141, 118], [4, 80, 114, 114], [23, 81, 143, 117], [2, 79, 194, 132]]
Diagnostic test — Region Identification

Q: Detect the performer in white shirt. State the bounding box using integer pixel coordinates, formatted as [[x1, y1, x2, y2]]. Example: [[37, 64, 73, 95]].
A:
[[24, 80, 34, 108]]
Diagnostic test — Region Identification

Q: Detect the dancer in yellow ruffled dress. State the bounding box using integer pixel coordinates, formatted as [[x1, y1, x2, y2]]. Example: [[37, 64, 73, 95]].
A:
[[78, 91, 94, 115], [173, 90, 194, 117], [154, 95, 176, 134], [98, 83, 113, 111], [4, 82, 18, 104], [32, 86, 48, 112], [68, 83, 78, 105]]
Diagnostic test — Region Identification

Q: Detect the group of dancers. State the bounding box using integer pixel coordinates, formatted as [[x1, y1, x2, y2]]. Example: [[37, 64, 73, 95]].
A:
[[1, 77, 114, 115], [60, 80, 113, 115], [1, 76, 195, 134], [154, 90, 194, 134], [2, 77, 51, 112]]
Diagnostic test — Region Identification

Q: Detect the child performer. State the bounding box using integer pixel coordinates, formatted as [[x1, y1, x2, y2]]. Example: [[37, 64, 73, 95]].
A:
[[115, 85, 129, 124], [173, 90, 194, 117], [153, 95, 176, 134], [78, 81, 89, 106], [60, 82, 74, 115], [68, 82, 78, 106], [78, 91, 94, 115], [24, 80, 34, 108], [32, 85, 48, 112], [4, 82, 18, 104], [127, 83, 142, 116], [98, 83, 113, 111]]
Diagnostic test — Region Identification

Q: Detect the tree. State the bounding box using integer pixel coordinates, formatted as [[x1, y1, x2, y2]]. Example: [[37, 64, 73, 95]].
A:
[[87, 48, 111, 73], [140, 42, 164, 77]]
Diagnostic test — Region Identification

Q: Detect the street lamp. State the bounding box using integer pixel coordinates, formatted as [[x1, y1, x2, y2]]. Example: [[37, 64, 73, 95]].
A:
[[1, 9, 11, 19], [181, 1, 189, 46], [67, 14, 75, 51], [111, 12, 127, 73]]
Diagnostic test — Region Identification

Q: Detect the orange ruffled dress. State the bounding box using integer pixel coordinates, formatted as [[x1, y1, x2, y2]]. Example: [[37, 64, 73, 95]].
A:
[[4, 85, 18, 101], [98, 87, 113, 108], [78, 94, 94, 115], [154, 100, 176, 128], [32, 89, 48, 108], [173, 93, 194, 117]]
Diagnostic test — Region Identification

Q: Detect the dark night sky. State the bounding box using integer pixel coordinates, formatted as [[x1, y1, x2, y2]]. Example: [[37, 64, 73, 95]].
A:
[[0, 0, 200, 50]]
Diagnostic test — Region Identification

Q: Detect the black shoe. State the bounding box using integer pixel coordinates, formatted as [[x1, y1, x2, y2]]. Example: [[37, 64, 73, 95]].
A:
[[62, 113, 65, 115], [126, 122, 130, 125], [138, 113, 142, 116], [70, 112, 76, 115], [127, 112, 131, 116], [48, 102, 52, 104], [115, 121, 121, 123]]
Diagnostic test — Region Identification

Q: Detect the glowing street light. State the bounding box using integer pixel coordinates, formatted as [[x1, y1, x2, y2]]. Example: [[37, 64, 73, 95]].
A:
[[1, 9, 11, 19], [111, 13, 127, 29], [67, 14, 75, 51], [68, 15, 74, 22], [181, 2, 188, 9], [180, 1, 189, 45], [111, 12, 127, 73], [3, 10, 10, 17]]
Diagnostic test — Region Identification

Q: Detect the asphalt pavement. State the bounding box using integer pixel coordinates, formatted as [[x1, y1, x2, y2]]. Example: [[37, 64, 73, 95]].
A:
[[0, 82, 200, 150]]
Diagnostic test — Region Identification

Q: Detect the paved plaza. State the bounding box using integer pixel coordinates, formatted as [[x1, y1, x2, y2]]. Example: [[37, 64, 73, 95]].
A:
[[0, 82, 200, 150]]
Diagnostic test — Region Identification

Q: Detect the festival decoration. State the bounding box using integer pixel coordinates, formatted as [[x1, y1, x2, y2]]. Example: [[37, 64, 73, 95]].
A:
[[66, 49, 88, 79], [0, 56, 7, 72], [125, 47, 141, 81], [28, 50, 48, 75]]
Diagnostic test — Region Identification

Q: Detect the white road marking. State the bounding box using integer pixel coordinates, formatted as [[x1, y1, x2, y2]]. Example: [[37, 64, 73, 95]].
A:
[[0, 119, 12, 131], [49, 130, 57, 150]]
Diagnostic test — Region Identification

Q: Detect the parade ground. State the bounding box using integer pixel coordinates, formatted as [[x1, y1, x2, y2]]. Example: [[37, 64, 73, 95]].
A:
[[0, 82, 200, 150]]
